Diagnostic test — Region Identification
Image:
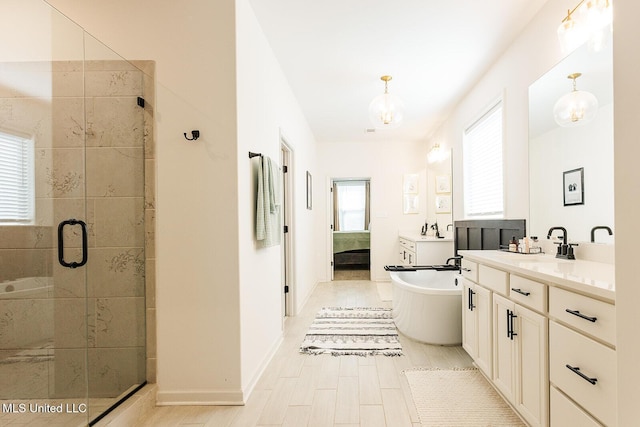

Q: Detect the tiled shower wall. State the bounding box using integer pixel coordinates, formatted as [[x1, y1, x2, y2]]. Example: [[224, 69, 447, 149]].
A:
[[0, 58, 156, 399]]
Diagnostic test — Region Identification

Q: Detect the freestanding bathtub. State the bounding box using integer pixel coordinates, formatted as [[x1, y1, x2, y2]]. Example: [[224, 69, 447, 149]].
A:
[[390, 269, 462, 345]]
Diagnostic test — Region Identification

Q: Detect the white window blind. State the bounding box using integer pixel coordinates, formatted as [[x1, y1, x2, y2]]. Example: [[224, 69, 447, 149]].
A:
[[463, 101, 504, 218], [336, 181, 367, 231], [0, 131, 34, 223]]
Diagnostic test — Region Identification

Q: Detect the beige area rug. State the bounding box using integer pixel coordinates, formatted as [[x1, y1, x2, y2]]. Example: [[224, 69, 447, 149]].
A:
[[376, 281, 392, 302], [299, 307, 402, 356], [404, 368, 525, 426]]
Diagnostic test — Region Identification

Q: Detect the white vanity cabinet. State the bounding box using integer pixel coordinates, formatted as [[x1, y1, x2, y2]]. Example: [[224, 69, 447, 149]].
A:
[[461, 276, 492, 377], [458, 249, 616, 427], [493, 293, 548, 427], [398, 235, 453, 265]]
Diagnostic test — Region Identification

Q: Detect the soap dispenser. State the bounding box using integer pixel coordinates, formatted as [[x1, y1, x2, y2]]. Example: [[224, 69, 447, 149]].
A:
[[509, 236, 518, 252]]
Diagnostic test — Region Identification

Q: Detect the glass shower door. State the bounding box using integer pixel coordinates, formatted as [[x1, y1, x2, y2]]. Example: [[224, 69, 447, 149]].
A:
[[0, 2, 147, 425], [82, 33, 147, 424]]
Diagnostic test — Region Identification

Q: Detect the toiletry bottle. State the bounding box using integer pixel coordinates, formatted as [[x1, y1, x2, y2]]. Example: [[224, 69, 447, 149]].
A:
[[509, 236, 517, 252]]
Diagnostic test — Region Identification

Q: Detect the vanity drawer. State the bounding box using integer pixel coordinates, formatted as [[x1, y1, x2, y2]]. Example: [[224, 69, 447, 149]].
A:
[[550, 386, 602, 427], [549, 287, 616, 346], [399, 238, 415, 251], [509, 274, 546, 313], [549, 322, 616, 427], [478, 264, 508, 295], [461, 259, 478, 282]]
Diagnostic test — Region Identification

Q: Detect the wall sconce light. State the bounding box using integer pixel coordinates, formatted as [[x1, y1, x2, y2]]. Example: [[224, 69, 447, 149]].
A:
[[369, 75, 404, 129], [427, 142, 447, 163], [553, 73, 598, 127], [558, 0, 613, 54]]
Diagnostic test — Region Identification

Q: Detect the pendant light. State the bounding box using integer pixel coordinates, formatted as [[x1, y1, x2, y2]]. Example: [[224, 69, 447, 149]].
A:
[[553, 73, 598, 127], [369, 75, 404, 129]]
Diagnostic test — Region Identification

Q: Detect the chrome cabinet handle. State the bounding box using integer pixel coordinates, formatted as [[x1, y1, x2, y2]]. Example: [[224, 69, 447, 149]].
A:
[[566, 309, 597, 323], [566, 364, 598, 385], [511, 288, 531, 296], [462, 268, 472, 272]]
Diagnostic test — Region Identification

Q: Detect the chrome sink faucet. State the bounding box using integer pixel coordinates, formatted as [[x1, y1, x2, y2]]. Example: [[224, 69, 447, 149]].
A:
[[547, 226, 576, 259]]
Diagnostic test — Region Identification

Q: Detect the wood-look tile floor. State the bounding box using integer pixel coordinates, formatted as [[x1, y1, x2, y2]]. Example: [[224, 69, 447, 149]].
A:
[[135, 280, 473, 427]]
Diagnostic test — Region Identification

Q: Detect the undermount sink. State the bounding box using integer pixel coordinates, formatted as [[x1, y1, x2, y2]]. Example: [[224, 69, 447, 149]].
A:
[[494, 252, 570, 263]]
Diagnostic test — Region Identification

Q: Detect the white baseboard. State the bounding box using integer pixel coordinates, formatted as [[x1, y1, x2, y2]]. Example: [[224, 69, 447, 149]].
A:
[[156, 389, 245, 406], [241, 333, 283, 401]]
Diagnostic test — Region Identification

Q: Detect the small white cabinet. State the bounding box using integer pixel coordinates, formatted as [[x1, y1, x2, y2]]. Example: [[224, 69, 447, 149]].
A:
[[493, 294, 548, 427], [461, 277, 492, 377], [398, 235, 453, 265]]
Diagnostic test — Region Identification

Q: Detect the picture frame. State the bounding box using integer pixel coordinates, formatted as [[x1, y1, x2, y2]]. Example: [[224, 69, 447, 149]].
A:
[[403, 195, 419, 214], [435, 195, 451, 213], [435, 174, 451, 194], [403, 174, 419, 194], [563, 167, 584, 206], [306, 171, 312, 210]]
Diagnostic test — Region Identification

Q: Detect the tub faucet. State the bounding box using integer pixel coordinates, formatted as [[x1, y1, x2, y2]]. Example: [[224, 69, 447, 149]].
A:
[[590, 226, 613, 243]]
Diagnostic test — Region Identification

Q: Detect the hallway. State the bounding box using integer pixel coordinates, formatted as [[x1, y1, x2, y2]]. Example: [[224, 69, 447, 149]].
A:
[[136, 280, 473, 426]]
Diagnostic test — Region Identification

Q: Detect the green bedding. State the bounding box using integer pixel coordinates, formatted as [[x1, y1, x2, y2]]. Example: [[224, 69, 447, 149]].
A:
[[333, 231, 370, 254]]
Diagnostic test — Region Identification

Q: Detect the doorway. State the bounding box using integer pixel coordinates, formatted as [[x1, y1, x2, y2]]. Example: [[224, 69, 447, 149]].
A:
[[330, 179, 371, 281]]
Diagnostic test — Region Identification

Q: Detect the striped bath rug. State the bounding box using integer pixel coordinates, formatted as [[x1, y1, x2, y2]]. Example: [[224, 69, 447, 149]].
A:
[[404, 368, 525, 426], [299, 307, 402, 356]]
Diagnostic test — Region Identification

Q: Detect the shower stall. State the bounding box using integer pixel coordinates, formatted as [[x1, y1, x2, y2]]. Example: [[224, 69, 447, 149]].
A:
[[0, 1, 152, 425]]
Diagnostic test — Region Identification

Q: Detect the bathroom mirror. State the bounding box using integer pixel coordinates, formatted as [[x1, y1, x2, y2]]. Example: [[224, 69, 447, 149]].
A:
[[528, 41, 613, 244], [427, 148, 453, 237]]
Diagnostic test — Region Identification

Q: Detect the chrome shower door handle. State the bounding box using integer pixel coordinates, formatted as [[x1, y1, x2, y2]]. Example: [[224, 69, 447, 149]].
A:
[[58, 219, 88, 268]]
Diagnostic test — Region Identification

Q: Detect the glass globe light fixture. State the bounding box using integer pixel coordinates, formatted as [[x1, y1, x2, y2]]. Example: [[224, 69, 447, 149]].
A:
[[557, 9, 587, 54], [553, 73, 599, 127], [369, 75, 404, 129]]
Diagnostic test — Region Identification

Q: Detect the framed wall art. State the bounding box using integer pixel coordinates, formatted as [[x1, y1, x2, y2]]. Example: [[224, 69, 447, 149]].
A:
[[563, 167, 584, 206]]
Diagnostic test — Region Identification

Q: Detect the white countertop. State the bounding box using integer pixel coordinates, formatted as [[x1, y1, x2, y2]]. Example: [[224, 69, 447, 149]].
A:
[[399, 233, 453, 242], [458, 250, 615, 302]]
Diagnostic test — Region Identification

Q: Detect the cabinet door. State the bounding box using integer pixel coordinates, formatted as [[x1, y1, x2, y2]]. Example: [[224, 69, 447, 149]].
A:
[[462, 279, 477, 358], [493, 293, 516, 403], [475, 285, 492, 377], [515, 304, 548, 427]]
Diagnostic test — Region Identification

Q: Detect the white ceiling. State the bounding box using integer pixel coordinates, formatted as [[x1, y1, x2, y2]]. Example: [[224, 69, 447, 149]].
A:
[[249, 0, 550, 144]]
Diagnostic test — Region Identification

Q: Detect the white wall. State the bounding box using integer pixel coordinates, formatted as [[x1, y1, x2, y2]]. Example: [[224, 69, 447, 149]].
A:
[[612, 0, 640, 423], [317, 139, 432, 282], [235, 0, 318, 393], [431, 0, 578, 225]]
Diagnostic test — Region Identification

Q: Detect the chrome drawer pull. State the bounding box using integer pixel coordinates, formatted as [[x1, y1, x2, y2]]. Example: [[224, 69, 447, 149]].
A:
[[566, 364, 598, 385], [462, 268, 472, 272], [511, 288, 531, 296], [565, 309, 597, 323]]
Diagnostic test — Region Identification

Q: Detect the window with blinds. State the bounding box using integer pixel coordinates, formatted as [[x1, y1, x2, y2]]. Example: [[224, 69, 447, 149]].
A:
[[0, 131, 35, 224], [463, 100, 504, 218]]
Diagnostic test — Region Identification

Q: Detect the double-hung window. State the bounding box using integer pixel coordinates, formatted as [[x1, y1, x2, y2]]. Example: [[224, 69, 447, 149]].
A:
[[0, 131, 35, 224], [463, 100, 504, 218]]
